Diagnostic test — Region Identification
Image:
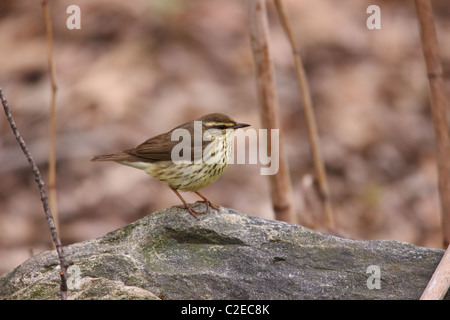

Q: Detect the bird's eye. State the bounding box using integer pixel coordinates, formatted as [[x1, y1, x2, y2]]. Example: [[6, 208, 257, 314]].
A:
[[218, 125, 228, 130]]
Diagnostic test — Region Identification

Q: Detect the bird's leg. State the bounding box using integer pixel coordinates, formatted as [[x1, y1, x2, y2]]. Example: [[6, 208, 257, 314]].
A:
[[194, 191, 221, 211], [171, 188, 206, 219]]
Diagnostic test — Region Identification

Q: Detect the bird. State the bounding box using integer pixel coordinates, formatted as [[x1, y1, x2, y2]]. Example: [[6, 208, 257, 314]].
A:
[[91, 113, 250, 219]]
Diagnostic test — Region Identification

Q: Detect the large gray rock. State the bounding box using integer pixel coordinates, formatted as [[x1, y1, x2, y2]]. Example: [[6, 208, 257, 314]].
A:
[[0, 205, 447, 299]]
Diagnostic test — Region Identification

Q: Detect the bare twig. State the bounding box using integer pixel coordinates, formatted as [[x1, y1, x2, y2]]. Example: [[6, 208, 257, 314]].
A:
[[42, 0, 59, 233], [421, 245, 450, 299], [0, 88, 68, 300], [273, 0, 334, 230], [248, 0, 295, 223], [415, 0, 450, 247]]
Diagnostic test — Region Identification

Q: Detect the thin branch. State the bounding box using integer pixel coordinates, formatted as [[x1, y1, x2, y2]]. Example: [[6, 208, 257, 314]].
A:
[[421, 245, 450, 299], [273, 0, 334, 230], [247, 0, 295, 223], [0, 88, 68, 300], [42, 0, 59, 234], [415, 0, 450, 247]]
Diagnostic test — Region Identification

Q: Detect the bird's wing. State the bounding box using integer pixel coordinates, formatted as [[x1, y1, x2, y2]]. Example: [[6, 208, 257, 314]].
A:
[[127, 131, 179, 161], [127, 122, 212, 162]]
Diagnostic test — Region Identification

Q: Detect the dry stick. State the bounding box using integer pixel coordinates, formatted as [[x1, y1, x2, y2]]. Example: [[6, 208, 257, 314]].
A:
[[273, 0, 334, 230], [421, 245, 450, 299], [0, 88, 68, 300], [415, 0, 450, 248], [248, 0, 295, 223], [42, 0, 59, 234]]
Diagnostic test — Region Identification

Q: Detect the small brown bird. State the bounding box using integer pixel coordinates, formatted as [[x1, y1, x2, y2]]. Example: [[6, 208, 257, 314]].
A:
[[91, 113, 250, 218]]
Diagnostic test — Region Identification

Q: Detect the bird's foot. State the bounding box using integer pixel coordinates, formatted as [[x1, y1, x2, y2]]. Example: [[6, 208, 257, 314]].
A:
[[194, 191, 221, 212], [175, 203, 207, 219], [171, 188, 220, 220], [194, 199, 220, 212]]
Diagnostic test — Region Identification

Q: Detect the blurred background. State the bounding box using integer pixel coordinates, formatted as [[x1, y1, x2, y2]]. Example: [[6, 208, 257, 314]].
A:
[[1, 0, 450, 275]]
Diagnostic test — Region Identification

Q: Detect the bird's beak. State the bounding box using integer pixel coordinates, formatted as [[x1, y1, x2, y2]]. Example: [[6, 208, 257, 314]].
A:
[[232, 123, 250, 129]]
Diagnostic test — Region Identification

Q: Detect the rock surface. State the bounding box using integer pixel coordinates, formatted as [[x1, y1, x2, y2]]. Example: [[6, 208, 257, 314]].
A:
[[0, 205, 447, 300]]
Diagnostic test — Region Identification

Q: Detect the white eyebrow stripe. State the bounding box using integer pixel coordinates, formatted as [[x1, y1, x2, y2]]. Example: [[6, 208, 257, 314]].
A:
[[203, 122, 235, 127]]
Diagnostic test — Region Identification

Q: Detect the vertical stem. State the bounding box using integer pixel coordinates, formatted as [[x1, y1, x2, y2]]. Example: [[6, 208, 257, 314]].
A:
[[0, 88, 68, 300], [42, 0, 59, 233], [415, 0, 450, 247], [420, 245, 450, 300], [274, 0, 334, 230], [248, 0, 295, 223]]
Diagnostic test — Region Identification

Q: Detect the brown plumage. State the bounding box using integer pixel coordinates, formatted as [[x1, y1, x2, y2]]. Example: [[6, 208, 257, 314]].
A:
[[91, 113, 250, 219]]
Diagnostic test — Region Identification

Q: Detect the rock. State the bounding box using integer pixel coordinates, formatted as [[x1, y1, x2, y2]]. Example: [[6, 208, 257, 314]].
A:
[[0, 205, 447, 300]]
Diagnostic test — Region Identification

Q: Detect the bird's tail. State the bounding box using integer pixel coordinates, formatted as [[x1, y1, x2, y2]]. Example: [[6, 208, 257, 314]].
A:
[[90, 152, 130, 162]]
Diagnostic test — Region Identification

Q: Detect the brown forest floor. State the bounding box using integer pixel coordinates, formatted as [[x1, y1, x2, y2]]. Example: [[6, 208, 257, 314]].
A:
[[1, 0, 450, 274]]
